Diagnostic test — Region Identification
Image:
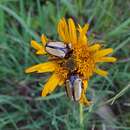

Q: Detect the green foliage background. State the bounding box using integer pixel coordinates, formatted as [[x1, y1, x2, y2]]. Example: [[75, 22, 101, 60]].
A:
[[0, 0, 130, 130]]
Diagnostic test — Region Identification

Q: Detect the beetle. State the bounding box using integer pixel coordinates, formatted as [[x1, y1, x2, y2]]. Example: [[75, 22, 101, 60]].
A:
[[45, 42, 71, 58], [65, 75, 82, 101]]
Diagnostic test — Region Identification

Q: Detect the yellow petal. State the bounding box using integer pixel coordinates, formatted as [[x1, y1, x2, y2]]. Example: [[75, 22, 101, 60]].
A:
[[77, 24, 82, 32], [36, 50, 46, 55], [95, 48, 113, 58], [62, 18, 70, 43], [58, 18, 70, 43], [78, 23, 89, 34], [31, 40, 46, 55], [25, 62, 56, 73], [94, 68, 108, 77], [58, 79, 65, 86], [82, 80, 88, 91], [31, 40, 42, 50], [79, 80, 91, 106], [41, 34, 47, 46], [68, 18, 77, 44], [78, 24, 88, 45], [82, 23, 89, 34], [57, 18, 66, 42], [79, 91, 91, 106], [41, 73, 60, 96], [96, 57, 117, 63], [89, 44, 101, 51]]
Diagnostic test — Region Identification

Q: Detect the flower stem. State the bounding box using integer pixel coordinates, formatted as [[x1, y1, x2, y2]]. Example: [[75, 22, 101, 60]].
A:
[[80, 103, 84, 129]]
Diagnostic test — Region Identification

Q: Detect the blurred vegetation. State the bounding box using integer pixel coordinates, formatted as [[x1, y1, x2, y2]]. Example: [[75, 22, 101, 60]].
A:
[[0, 0, 130, 130]]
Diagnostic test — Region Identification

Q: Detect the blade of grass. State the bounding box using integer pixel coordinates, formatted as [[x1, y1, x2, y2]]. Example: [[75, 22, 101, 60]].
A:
[[0, 4, 39, 40]]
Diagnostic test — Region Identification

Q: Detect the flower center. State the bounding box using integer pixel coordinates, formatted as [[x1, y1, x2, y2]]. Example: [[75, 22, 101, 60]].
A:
[[54, 42, 96, 81], [73, 44, 96, 79]]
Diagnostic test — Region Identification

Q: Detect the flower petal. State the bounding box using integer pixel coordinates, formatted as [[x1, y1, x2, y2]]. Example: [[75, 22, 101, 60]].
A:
[[82, 80, 88, 91], [79, 91, 91, 106], [63, 18, 70, 43], [82, 23, 89, 34], [95, 48, 113, 58], [36, 50, 45, 55], [58, 79, 65, 86], [31, 40, 46, 55], [31, 40, 42, 50], [95, 68, 108, 77], [41, 73, 60, 96], [89, 44, 101, 51], [79, 80, 91, 106], [96, 57, 117, 63], [41, 34, 47, 46], [25, 62, 56, 73], [78, 24, 88, 45], [57, 18, 69, 43], [68, 18, 77, 44]]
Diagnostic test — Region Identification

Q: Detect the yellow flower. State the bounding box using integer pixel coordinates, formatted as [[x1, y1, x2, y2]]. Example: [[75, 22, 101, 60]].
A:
[[25, 18, 116, 106]]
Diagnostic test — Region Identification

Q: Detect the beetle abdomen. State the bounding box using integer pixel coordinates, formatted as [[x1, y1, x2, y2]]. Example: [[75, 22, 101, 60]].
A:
[[65, 75, 82, 101], [73, 78, 82, 101], [45, 42, 69, 58]]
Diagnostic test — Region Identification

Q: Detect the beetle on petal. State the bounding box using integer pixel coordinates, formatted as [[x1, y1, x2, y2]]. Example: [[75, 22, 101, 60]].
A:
[[65, 75, 82, 101], [45, 42, 70, 58]]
